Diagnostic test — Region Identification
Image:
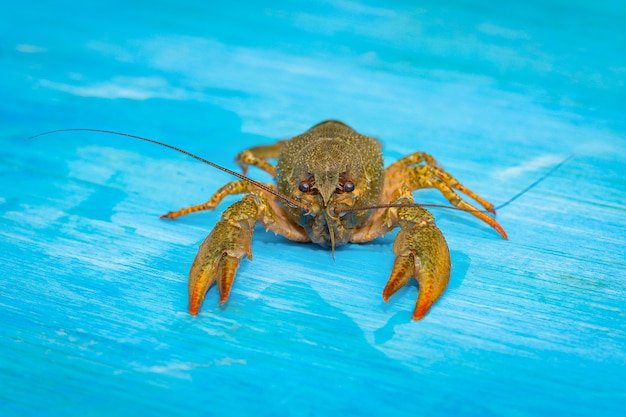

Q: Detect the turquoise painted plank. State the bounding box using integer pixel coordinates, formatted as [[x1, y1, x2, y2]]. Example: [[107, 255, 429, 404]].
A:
[[1, 1, 625, 416]]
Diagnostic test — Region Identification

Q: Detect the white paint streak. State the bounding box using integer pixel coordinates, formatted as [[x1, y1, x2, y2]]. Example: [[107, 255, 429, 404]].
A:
[[16, 44, 47, 53], [3, 205, 66, 228], [134, 358, 247, 379], [478, 23, 530, 40], [332, 0, 396, 17], [39, 77, 205, 101], [497, 154, 568, 180]]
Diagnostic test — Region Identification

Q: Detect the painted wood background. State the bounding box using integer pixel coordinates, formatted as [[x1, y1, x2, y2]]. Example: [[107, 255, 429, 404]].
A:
[[2, 1, 625, 416]]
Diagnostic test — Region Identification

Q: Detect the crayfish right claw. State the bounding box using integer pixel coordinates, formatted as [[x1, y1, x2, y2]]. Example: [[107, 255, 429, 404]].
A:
[[383, 207, 451, 320]]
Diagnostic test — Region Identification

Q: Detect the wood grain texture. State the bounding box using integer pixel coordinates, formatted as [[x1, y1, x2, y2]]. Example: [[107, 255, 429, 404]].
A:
[[2, 1, 625, 416]]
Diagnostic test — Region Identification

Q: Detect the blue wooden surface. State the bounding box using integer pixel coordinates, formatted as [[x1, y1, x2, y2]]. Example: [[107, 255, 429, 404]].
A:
[[2, 1, 625, 416]]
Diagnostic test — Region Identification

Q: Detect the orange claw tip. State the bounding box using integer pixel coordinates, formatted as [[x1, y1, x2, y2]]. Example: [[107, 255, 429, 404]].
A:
[[189, 290, 205, 315], [411, 300, 433, 320], [381, 285, 398, 304], [494, 223, 508, 240], [412, 313, 426, 321], [188, 301, 201, 316], [412, 304, 432, 320]]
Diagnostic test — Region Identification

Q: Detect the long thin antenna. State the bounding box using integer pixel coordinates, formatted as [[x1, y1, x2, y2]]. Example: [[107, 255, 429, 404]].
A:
[[494, 154, 574, 211], [28, 128, 309, 211]]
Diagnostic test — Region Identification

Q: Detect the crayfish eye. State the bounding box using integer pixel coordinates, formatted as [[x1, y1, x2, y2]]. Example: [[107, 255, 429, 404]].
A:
[[298, 181, 311, 193], [343, 181, 355, 193]]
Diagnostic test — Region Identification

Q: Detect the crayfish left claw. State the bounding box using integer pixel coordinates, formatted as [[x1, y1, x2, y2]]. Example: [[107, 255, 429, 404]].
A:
[[187, 196, 258, 315], [383, 207, 451, 320], [188, 249, 243, 315]]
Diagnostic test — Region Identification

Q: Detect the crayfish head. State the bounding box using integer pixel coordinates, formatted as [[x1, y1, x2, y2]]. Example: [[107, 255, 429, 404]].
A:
[[292, 161, 378, 249], [276, 120, 385, 249], [294, 169, 358, 248]]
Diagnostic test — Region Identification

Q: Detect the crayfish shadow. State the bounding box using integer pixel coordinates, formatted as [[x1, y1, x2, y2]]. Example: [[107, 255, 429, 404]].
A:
[[448, 250, 470, 291], [192, 281, 417, 414]]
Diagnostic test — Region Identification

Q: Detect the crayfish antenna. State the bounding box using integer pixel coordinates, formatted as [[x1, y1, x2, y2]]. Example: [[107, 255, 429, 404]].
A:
[[494, 154, 575, 211], [27, 128, 310, 212]]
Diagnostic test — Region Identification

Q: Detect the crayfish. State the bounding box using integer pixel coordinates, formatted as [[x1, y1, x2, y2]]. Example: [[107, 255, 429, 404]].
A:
[[33, 120, 508, 320], [160, 120, 507, 319]]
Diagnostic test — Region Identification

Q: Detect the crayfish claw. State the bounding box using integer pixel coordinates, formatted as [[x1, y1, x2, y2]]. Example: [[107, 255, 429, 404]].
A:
[[384, 206, 451, 320], [188, 250, 244, 315], [217, 254, 240, 305], [382, 253, 413, 302], [187, 196, 258, 315]]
